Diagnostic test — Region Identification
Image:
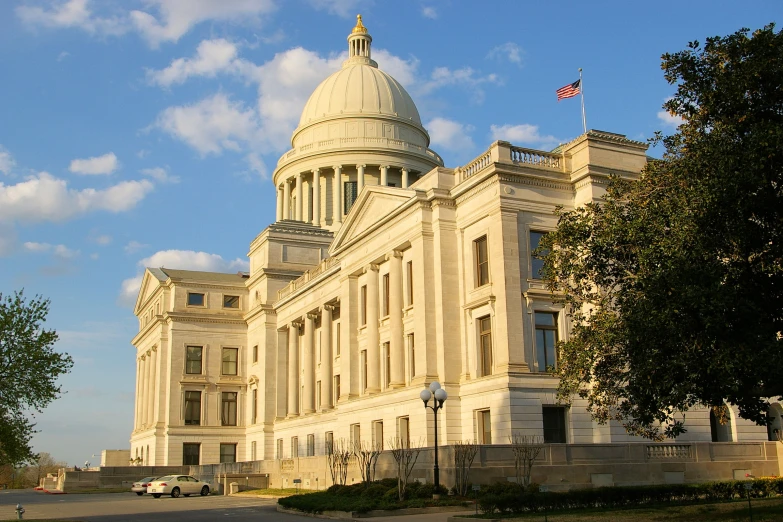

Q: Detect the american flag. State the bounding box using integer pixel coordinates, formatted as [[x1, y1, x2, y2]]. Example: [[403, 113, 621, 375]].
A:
[[556, 79, 581, 101]]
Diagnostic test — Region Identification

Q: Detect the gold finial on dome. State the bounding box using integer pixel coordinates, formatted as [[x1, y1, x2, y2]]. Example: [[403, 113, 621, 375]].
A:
[[352, 14, 368, 34]]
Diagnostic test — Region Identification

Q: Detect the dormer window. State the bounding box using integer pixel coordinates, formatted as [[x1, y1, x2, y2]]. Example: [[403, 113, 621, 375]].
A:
[[187, 292, 205, 306], [223, 295, 240, 309]]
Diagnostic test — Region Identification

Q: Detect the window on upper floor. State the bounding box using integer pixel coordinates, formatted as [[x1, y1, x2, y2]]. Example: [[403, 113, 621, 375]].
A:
[[407, 334, 415, 382], [344, 181, 358, 214], [222, 347, 238, 375], [221, 392, 237, 426], [223, 295, 240, 309], [187, 292, 205, 306], [361, 351, 368, 392], [252, 389, 258, 424], [383, 342, 391, 389], [185, 346, 203, 375], [474, 236, 489, 287], [252, 345, 258, 364], [184, 391, 201, 425], [542, 406, 567, 443], [382, 273, 390, 317], [530, 231, 548, 279], [333, 375, 341, 404], [478, 316, 493, 377], [360, 285, 367, 326], [534, 312, 558, 372], [335, 324, 341, 356]]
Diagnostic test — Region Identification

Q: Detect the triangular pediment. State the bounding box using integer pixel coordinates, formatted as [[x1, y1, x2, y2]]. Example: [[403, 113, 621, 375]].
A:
[[134, 268, 167, 315], [330, 186, 415, 253]]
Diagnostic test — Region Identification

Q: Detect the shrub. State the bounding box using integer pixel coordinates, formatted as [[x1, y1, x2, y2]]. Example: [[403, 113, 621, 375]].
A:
[[362, 484, 389, 498]]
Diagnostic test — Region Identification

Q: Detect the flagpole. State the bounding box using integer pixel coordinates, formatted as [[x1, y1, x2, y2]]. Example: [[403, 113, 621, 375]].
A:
[[579, 68, 587, 134]]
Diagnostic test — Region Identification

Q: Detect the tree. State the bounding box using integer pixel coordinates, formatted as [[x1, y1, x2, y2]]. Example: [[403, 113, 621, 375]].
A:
[[509, 433, 543, 487], [25, 452, 66, 487], [388, 437, 422, 501], [452, 439, 478, 497], [539, 24, 783, 440], [0, 291, 73, 465], [353, 440, 381, 486]]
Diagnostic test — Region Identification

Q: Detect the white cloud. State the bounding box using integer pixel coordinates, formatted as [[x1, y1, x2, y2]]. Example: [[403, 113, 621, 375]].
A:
[[0, 172, 153, 223], [244, 153, 268, 179], [657, 110, 684, 128], [146, 38, 247, 87], [419, 66, 499, 103], [487, 42, 523, 67], [119, 249, 249, 306], [16, 0, 127, 36], [153, 93, 261, 155], [374, 49, 419, 87], [308, 0, 362, 17], [23, 241, 80, 259], [0, 146, 15, 175], [141, 166, 180, 184], [124, 240, 149, 254], [91, 234, 112, 245], [421, 6, 437, 19], [57, 50, 71, 61], [489, 124, 562, 150], [69, 152, 118, 175], [130, 0, 276, 47], [426, 117, 475, 151]]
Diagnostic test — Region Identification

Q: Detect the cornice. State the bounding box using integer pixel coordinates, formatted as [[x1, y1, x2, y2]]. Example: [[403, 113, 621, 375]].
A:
[[164, 312, 248, 326], [497, 173, 574, 193], [454, 176, 500, 206]]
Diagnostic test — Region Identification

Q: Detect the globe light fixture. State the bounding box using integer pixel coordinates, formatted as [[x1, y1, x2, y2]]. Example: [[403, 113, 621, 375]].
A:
[[421, 381, 447, 494]]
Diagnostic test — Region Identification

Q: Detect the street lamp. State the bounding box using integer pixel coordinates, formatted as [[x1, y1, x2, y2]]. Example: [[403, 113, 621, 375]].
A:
[[420, 381, 447, 493]]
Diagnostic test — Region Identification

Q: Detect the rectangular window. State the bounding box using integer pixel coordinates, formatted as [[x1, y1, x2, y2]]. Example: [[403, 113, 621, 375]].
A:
[[477, 409, 492, 444], [382, 273, 390, 317], [276, 438, 283, 460], [306, 434, 315, 456], [535, 312, 558, 372], [334, 375, 341, 404], [474, 236, 489, 287], [335, 324, 341, 356], [344, 181, 358, 214], [542, 406, 567, 443], [251, 389, 257, 424], [315, 381, 321, 409], [183, 443, 200, 465], [360, 285, 367, 326], [350, 424, 361, 447], [325, 432, 334, 455], [398, 416, 410, 448], [185, 346, 203, 375], [361, 351, 367, 392], [406, 261, 414, 306], [187, 292, 205, 306], [252, 345, 258, 363], [251, 441, 257, 461], [530, 231, 547, 279], [223, 295, 240, 308], [222, 347, 238, 375], [221, 392, 237, 426], [372, 421, 384, 450], [219, 443, 236, 464], [384, 342, 391, 389], [184, 391, 201, 426], [291, 437, 299, 458], [478, 316, 493, 377], [408, 334, 415, 381]]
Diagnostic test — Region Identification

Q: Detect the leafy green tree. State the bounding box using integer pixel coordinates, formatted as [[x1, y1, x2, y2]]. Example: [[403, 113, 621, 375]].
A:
[[0, 291, 73, 465], [539, 24, 783, 439]]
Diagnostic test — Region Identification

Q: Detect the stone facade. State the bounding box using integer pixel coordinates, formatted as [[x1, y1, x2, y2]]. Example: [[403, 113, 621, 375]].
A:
[[129, 16, 780, 482]]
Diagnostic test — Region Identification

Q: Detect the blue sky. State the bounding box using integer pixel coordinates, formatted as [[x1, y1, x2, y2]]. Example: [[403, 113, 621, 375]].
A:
[[0, 0, 778, 466]]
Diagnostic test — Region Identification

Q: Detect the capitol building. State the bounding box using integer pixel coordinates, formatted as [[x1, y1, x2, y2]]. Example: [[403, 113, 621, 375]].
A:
[[129, 17, 777, 479]]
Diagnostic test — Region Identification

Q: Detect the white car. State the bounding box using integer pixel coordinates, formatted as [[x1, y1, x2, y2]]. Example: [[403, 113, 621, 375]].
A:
[[131, 476, 158, 495], [147, 475, 211, 498]]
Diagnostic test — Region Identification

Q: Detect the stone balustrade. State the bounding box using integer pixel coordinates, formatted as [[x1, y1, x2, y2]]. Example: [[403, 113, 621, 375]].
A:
[[455, 141, 566, 182], [276, 137, 442, 167], [509, 145, 562, 170], [645, 444, 693, 459], [277, 257, 340, 301]]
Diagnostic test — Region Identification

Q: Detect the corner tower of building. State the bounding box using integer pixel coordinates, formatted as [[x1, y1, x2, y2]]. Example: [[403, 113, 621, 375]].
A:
[[272, 15, 443, 231]]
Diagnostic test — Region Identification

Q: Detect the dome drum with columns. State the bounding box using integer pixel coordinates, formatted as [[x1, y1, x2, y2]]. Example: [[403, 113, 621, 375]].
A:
[[273, 15, 443, 231]]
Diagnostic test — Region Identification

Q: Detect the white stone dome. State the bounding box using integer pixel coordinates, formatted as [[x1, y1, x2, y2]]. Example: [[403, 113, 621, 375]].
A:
[[298, 65, 422, 128]]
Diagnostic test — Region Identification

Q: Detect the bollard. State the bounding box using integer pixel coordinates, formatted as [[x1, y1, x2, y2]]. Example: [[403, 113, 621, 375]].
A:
[[15, 503, 25, 520]]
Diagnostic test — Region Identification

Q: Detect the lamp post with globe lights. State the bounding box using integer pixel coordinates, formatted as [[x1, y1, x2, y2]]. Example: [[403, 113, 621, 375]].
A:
[[420, 381, 447, 492]]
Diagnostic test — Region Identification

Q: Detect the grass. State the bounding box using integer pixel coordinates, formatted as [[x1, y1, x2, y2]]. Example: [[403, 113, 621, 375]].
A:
[[459, 497, 783, 521]]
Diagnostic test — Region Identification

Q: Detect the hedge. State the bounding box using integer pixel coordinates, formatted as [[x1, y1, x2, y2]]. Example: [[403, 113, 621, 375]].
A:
[[475, 477, 783, 515]]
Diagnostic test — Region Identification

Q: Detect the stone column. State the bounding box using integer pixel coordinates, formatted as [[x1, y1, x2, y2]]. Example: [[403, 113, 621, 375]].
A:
[[388, 251, 405, 387], [380, 165, 389, 187], [333, 166, 343, 225], [366, 265, 380, 393], [322, 305, 334, 409], [295, 173, 303, 221], [283, 179, 291, 220], [134, 358, 141, 429], [148, 348, 157, 426], [276, 186, 283, 221], [402, 167, 409, 188], [287, 323, 300, 416], [357, 164, 366, 195], [140, 353, 149, 428], [312, 169, 321, 227], [302, 313, 316, 414]]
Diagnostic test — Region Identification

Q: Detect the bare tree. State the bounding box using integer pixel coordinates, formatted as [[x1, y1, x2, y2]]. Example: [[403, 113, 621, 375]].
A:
[[509, 433, 544, 487], [453, 440, 479, 496], [388, 437, 423, 501], [353, 440, 382, 486], [327, 438, 351, 486], [25, 453, 65, 487]]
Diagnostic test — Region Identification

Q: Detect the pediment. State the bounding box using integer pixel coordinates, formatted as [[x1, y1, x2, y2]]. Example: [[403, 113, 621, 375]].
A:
[[134, 269, 166, 315], [330, 186, 414, 253]]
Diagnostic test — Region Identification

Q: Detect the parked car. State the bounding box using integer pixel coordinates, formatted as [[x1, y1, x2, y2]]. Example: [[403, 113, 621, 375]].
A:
[[147, 475, 211, 498], [131, 477, 158, 496]]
